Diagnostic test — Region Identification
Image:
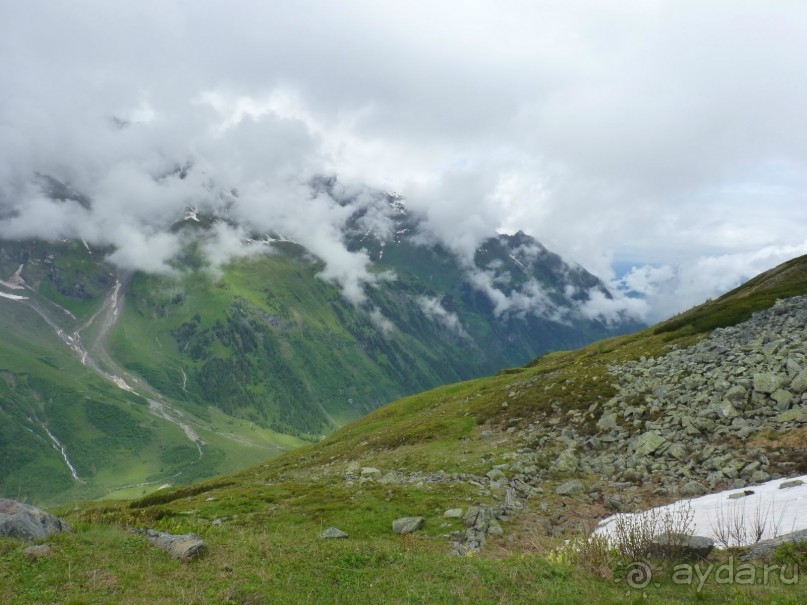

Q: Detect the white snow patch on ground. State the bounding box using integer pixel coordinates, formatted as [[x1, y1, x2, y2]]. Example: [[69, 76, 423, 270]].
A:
[[596, 475, 807, 548], [0, 290, 28, 301]]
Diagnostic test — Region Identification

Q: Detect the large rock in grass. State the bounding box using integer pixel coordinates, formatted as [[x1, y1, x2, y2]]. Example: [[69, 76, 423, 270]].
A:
[[144, 529, 207, 560], [0, 499, 71, 542], [740, 529, 807, 561], [648, 533, 714, 561], [320, 527, 349, 539], [392, 517, 424, 535]]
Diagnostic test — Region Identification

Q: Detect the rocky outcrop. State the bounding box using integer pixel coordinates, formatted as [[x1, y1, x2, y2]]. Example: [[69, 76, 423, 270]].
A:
[[448, 504, 510, 555], [0, 499, 71, 542]]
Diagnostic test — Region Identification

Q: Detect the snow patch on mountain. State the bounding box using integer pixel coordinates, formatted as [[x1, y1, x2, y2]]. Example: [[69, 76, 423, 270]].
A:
[[596, 475, 807, 548]]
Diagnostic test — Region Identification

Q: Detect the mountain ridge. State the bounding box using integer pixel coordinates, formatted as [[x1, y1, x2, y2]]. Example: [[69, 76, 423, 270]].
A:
[[0, 195, 641, 503]]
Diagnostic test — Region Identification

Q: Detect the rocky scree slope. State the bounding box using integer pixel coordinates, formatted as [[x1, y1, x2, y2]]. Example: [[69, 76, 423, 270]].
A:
[[504, 295, 807, 514]]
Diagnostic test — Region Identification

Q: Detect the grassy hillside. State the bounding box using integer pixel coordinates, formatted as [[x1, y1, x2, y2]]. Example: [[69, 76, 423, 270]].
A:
[[4, 254, 805, 603], [0, 241, 306, 505]]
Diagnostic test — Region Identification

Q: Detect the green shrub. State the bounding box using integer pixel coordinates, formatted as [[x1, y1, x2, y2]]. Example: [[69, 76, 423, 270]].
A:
[[774, 540, 807, 568]]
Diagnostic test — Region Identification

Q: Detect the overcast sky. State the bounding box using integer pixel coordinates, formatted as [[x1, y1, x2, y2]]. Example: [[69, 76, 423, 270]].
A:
[[2, 0, 806, 322]]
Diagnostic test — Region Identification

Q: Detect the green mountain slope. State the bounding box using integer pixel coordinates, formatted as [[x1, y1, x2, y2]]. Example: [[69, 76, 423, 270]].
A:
[[7, 253, 806, 604], [0, 218, 640, 503]]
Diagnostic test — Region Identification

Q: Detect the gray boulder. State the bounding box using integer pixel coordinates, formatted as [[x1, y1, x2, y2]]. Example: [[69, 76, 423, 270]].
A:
[[679, 481, 707, 497], [145, 529, 207, 560], [753, 372, 783, 394], [791, 370, 807, 394], [629, 431, 666, 456], [648, 533, 714, 561], [776, 407, 807, 423], [728, 489, 755, 500], [392, 517, 424, 535], [320, 526, 349, 539], [486, 468, 506, 481], [555, 480, 584, 496], [463, 506, 484, 527], [772, 389, 793, 411], [597, 412, 619, 431], [0, 499, 71, 542], [486, 520, 504, 536], [725, 385, 748, 405], [740, 529, 807, 561], [554, 450, 579, 472], [22, 544, 53, 560], [443, 508, 464, 519]]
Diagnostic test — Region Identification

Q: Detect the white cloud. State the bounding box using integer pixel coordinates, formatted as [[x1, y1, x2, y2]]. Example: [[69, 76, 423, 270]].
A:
[[576, 288, 649, 326], [614, 242, 807, 322], [1, 1, 806, 322], [368, 306, 394, 336], [416, 296, 469, 338]]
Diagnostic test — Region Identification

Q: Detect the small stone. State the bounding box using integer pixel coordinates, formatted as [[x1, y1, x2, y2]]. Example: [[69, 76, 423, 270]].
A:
[[555, 480, 584, 496], [777, 408, 807, 423], [487, 520, 504, 536], [444, 508, 464, 519], [392, 517, 425, 535], [360, 467, 381, 478], [679, 481, 706, 497], [727, 490, 755, 500], [668, 443, 687, 461], [750, 470, 771, 484], [145, 529, 207, 560], [320, 527, 349, 539], [762, 341, 782, 356], [754, 372, 782, 395], [486, 469, 505, 481], [629, 431, 666, 456], [463, 506, 483, 527], [554, 450, 579, 473], [742, 461, 761, 476], [772, 389, 793, 412], [622, 469, 642, 482], [779, 480, 805, 490], [716, 401, 739, 420], [791, 370, 807, 394], [22, 544, 52, 560], [596, 413, 618, 431], [724, 385, 748, 405]]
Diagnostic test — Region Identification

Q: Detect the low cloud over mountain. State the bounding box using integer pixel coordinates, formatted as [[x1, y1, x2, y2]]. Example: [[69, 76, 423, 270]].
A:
[[3, 1, 807, 321]]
